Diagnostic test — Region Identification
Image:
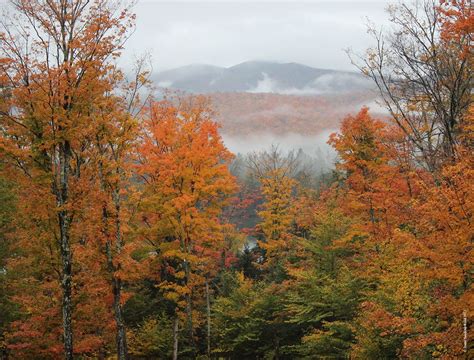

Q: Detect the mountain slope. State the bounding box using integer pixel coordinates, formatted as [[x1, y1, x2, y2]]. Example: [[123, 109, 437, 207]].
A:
[[153, 61, 374, 94], [210, 91, 379, 136]]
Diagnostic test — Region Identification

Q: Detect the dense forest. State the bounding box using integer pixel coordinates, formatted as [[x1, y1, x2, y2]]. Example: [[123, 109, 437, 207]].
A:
[[0, 0, 472, 359]]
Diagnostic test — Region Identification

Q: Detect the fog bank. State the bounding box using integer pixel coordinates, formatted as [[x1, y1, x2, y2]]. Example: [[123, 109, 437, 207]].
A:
[[222, 130, 337, 167]]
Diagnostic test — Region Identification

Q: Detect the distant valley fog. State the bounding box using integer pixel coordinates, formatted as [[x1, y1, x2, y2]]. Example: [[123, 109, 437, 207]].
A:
[[222, 130, 337, 169]]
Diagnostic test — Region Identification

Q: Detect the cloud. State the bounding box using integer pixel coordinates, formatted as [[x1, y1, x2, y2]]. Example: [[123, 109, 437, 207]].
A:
[[246, 72, 373, 95], [360, 99, 390, 114], [222, 130, 337, 157], [246, 73, 322, 95], [121, 1, 392, 72], [157, 80, 173, 87], [247, 73, 283, 94]]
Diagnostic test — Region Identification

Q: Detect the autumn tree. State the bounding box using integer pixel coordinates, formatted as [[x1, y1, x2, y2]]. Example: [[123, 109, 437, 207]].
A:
[[90, 57, 150, 359], [350, 0, 472, 172], [327, 108, 425, 356], [246, 146, 300, 280], [0, 0, 135, 357], [135, 95, 237, 358], [343, 1, 473, 356], [328, 108, 412, 280]]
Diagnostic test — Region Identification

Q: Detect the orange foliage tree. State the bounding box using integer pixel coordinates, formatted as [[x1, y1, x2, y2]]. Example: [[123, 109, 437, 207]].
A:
[[0, 0, 135, 357], [329, 104, 472, 357], [134, 96, 237, 358]]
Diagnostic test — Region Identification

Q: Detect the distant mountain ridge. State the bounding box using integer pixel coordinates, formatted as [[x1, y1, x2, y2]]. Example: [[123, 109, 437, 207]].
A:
[[153, 61, 374, 95]]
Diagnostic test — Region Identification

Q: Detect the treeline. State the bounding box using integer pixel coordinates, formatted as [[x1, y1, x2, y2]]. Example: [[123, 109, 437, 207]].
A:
[[0, 0, 472, 359]]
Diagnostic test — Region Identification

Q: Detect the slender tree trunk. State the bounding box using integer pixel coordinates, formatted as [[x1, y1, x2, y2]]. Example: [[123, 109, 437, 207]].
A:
[[59, 217, 73, 360], [205, 280, 211, 358], [112, 189, 128, 360], [173, 316, 179, 360], [274, 337, 280, 360], [185, 293, 194, 349], [113, 277, 127, 359], [58, 142, 74, 360], [105, 233, 128, 360], [183, 259, 195, 354], [99, 161, 128, 360]]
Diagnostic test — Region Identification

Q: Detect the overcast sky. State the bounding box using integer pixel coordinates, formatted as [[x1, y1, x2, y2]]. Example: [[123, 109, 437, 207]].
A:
[[122, 0, 394, 72]]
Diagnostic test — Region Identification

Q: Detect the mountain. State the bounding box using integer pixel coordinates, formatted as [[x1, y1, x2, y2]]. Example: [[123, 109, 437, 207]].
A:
[[153, 61, 374, 94], [151, 61, 383, 149]]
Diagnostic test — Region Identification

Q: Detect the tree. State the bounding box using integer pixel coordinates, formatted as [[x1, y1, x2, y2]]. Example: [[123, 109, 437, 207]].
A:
[[91, 57, 150, 359], [213, 273, 293, 359], [397, 152, 473, 357], [0, 0, 135, 357], [282, 197, 366, 359], [127, 313, 174, 359], [327, 108, 425, 357], [350, 0, 472, 172], [328, 108, 417, 279], [135, 95, 237, 358], [344, 2, 473, 356], [246, 146, 299, 280], [286, 270, 364, 359]]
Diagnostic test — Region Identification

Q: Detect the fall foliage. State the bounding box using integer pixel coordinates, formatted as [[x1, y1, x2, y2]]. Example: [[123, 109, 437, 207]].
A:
[[0, 0, 472, 359]]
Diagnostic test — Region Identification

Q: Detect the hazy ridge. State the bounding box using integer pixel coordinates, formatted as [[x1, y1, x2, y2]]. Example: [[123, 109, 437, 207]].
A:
[[153, 60, 375, 95]]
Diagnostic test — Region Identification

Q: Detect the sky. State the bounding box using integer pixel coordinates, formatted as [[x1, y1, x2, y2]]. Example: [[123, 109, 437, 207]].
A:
[[123, 0, 394, 72]]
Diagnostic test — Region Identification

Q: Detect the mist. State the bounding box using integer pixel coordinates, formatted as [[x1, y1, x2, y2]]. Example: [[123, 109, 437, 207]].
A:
[[222, 129, 337, 168]]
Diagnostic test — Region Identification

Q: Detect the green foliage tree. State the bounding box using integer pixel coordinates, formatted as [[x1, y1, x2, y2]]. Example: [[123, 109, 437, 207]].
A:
[[127, 314, 174, 359]]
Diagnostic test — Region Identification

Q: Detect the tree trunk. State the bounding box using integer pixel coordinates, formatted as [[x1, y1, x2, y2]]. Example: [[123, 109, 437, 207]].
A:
[[183, 259, 195, 354], [113, 277, 127, 360], [105, 233, 128, 360], [59, 216, 73, 360], [274, 337, 280, 360], [185, 292, 194, 351], [206, 280, 211, 358], [100, 161, 128, 360], [58, 142, 74, 360], [172, 316, 179, 360], [112, 189, 128, 360]]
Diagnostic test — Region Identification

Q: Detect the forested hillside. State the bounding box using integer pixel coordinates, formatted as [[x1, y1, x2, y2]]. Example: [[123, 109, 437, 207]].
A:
[[209, 91, 379, 137], [0, 0, 472, 359]]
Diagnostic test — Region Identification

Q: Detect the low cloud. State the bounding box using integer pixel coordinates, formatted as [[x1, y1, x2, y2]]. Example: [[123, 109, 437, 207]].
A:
[[247, 72, 373, 95], [222, 130, 337, 162]]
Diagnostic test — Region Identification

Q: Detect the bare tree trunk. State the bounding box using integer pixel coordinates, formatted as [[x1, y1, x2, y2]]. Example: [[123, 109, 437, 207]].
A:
[[206, 280, 211, 358], [173, 317, 179, 360], [58, 142, 74, 360]]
